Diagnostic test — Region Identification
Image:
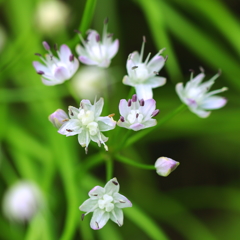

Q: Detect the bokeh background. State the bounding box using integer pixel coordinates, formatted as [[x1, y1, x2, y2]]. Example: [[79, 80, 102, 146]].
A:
[[0, 0, 240, 239]]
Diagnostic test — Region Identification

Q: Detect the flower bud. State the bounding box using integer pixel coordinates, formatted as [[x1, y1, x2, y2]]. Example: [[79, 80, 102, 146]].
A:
[[2, 181, 43, 223], [49, 109, 69, 129], [155, 157, 179, 177]]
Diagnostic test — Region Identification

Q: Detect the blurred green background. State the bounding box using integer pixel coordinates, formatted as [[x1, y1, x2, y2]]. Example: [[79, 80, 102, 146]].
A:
[[0, 0, 240, 239]]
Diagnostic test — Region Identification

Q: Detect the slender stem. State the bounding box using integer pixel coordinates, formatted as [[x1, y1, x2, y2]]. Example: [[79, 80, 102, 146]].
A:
[[125, 104, 186, 148], [115, 154, 155, 170]]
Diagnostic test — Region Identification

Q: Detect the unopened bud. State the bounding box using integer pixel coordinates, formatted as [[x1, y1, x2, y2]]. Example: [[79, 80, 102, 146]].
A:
[[155, 157, 179, 177], [49, 109, 69, 129]]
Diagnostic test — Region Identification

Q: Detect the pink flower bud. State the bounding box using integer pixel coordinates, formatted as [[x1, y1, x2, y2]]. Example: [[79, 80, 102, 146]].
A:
[[155, 157, 179, 177], [49, 109, 69, 129]]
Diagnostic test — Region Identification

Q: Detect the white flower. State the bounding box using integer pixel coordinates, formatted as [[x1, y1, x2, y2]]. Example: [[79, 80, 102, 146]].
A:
[[117, 94, 159, 131], [176, 70, 228, 118], [2, 181, 43, 223], [49, 109, 69, 129], [122, 38, 166, 100], [76, 19, 119, 68], [155, 157, 180, 177], [57, 98, 116, 153], [79, 178, 132, 230], [33, 41, 79, 85]]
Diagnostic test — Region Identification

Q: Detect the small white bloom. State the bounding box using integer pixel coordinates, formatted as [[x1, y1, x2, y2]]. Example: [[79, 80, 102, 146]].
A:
[[155, 157, 180, 177], [122, 37, 166, 100], [76, 19, 119, 68], [49, 109, 69, 129], [79, 178, 132, 230], [176, 70, 228, 118], [57, 98, 116, 153], [2, 181, 43, 223], [117, 94, 159, 131], [33, 41, 79, 85]]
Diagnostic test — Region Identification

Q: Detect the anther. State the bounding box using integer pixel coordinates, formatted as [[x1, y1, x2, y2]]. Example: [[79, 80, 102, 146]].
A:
[[96, 34, 100, 42], [43, 41, 50, 51], [132, 66, 138, 70], [34, 53, 42, 57], [189, 69, 194, 73], [74, 29, 81, 34], [85, 147, 88, 154], [112, 180, 118, 185], [66, 129, 73, 132], [151, 109, 160, 117], [108, 113, 115, 118], [54, 43, 58, 51], [128, 99, 132, 107], [95, 221, 99, 229], [69, 54, 74, 62], [119, 200, 126, 203], [62, 119, 69, 122], [153, 71, 159, 75], [218, 69, 222, 76], [199, 66, 205, 73], [37, 71, 44, 75], [81, 214, 85, 221], [132, 94, 137, 102], [136, 113, 139, 118], [143, 35, 146, 43], [104, 17, 109, 24], [139, 99, 144, 106], [120, 116, 125, 122]]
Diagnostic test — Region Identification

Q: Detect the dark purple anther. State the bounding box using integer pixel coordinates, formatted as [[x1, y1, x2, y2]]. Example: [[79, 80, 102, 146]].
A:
[[132, 94, 137, 102], [35, 53, 42, 57], [37, 71, 44, 75], [139, 99, 144, 106], [54, 43, 58, 51], [74, 29, 81, 34], [69, 54, 74, 62], [104, 17, 109, 24], [120, 116, 125, 122], [132, 66, 138, 70], [143, 35, 146, 43], [128, 99, 132, 107], [96, 34, 100, 42], [151, 109, 160, 117], [81, 214, 85, 221], [112, 180, 118, 185], [43, 41, 50, 51], [136, 113, 139, 118]]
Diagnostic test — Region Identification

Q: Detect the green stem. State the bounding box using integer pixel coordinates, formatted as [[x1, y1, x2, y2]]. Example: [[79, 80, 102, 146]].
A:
[[125, 104, 186, 148], [115, 154, 155, 170]]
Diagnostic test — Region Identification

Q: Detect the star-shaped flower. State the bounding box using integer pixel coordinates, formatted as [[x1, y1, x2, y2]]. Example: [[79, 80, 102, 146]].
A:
[[76, 19, 119, 68], [79, 178, 132, 230], [176, 69, 227, 118], [117, 94, 159, 131], [122, 37, 166, 100], [56, 98, 116, 153], [33, 41, 79, 85]]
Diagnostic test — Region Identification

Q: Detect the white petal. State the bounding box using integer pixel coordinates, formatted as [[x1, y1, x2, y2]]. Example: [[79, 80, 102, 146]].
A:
[[33, 61, 50, 75], [141, 98, 156, 120], [90, 209, 110, 230], [143, 119, 157, 129], [98, 117, 116, 131], [117, 120, 130, 129], [54, 66, 70, 82], [79, 198, 98, 214], [90, 132, 108, 144], [176, 83, 187, 104], [190, 107, 211, 118], [68, 106, 79, 119], [110, 208, 123, 227], [79, 56, 97, 66], [135, 84, 153, 100], [118, 99, 130, 118], [122, 75, 135, 87], [185, 73, 205, 92], [113, 193, 132, 209], [58, 44, 72, 63], [147, 76, 166, 88], [200, 96, 227, 110], [129, 122, 145, 131], [108, 39, 119, 59], [58, 119, 81, 136], [42, 78, 60, 86], [78, 129, 90, 147], [88, 186, 105, 199], [147, 55, 165, 73], [76, 44, 87, 56], [94, 98, 104, 118], [80, 99, 93, 111], [104, 178, 119, 195], [126, 52, 140, 75]]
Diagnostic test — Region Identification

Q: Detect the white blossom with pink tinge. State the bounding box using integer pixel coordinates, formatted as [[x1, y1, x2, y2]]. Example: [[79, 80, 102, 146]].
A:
[[155, 157, 180, 177], [76, 19, 119, 68], [33, 41, 79, 85], [79, 178, 132, 230], [117, 94, 159, 131], [123, 38, 166, 100], [176, 70, 227, 118]]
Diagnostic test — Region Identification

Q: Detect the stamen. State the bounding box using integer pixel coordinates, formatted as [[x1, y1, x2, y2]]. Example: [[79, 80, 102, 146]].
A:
[[96, 34, 100, 42], [128, 99, 132, 107], [153, 71, 159, 75], [95, 221, 99, 229], [104, 17, 109, 24], [136, 113, 139, 118], [43, 41, 50, 51], [54, 43, 58, 51], [66, 129, 73, 132], [139, 99, 144, 106], [132, 94, 137, 102], [159, 48, 166, 54], [107, 33, 114, 38], [112, 180, 118, 185], [151, 109, 160, 117], [199, 66, 205, 73], [85, 147, 88, 154], [120, 116, 125, 122], [74, 29, 81, 34], [164, 55, 168, 62], [62, 119, 69, 122], [132, 66, 138, 70], [108, 113, 115, 118], [69, 54, 74, 62], [35, 53, 42, 57], [128, 53, 132, 60], [37, 71, 44, 75], [143, 35, 146, 43], [217, 69, 222, 76], [119, 200, 126, 203], [81, 214, 85, 221], [69, 109, 74, 116]]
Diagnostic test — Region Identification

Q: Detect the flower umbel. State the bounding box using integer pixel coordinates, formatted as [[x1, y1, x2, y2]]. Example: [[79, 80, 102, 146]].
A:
[[122, 37, 166, 100], [176, 69, 227, 118], [155, 157, 180, 177], [56, 98, 116, 153], [33, 41, 79, 85], [76, 18, 119, 68], [117, 94, 159, 131], [79, 178, 132, 230]]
